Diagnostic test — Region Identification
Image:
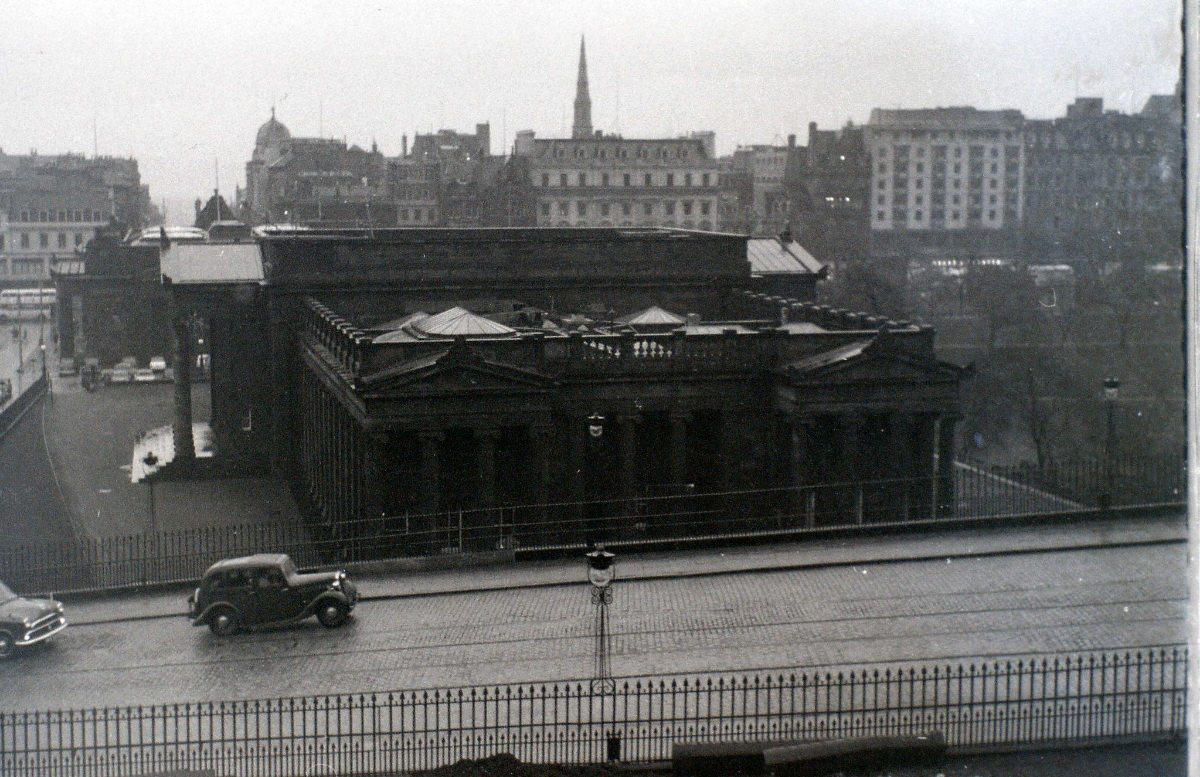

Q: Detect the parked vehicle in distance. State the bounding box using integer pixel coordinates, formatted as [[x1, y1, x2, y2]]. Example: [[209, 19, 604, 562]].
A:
[[133, 368, 156, 382], [148, 355, 167, 372], [58, 357, 77, 376], [108, 366, 132, 383], [188, 553, 357, 636], [0, 379, 11, 404], [0, 579, 66, 658]]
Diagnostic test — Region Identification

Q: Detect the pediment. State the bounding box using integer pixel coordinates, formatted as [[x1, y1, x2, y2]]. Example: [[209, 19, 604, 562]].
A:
[[781, 337, 962, 386], [360, 342, 555, 396]]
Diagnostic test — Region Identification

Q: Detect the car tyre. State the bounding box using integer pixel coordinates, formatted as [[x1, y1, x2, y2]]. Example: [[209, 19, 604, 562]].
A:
[[208, 607, 239, 636], [316, 600, 349, 628], [0, 630, 13, 658]]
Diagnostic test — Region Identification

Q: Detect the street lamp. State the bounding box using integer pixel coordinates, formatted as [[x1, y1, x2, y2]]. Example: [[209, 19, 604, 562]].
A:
[[39, 341, 46, 381], [586, 546, 616, 694], [1101, 376, 1120, 510]]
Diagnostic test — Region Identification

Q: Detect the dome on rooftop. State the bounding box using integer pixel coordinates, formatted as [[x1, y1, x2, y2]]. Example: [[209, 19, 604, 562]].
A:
[[255, 110, 291, 147]]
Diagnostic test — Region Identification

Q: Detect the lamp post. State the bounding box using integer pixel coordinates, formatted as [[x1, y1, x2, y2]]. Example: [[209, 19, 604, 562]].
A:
[[586, 413, 605, 544], [586, 546, 616, 694], [1101, 376, 1120, 510]]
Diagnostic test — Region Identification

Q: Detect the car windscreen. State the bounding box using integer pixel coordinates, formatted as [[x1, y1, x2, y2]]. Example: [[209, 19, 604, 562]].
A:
[[0, 580, 16, 604], [280, 557, 298, 578]]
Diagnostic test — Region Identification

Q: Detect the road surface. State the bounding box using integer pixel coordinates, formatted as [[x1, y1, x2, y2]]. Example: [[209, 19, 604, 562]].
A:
[[0, 541, 1184, 712]]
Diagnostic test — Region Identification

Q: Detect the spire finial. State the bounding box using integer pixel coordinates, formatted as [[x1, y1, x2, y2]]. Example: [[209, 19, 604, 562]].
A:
[[572, 35, 593, 139]]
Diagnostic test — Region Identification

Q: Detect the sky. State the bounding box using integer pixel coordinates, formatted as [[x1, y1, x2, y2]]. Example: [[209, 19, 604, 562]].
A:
[[0, 0, 1183, 224]]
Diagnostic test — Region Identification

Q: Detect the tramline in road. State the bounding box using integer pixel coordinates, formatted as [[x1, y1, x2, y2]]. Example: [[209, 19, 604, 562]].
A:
[[0, 542, 1185, 712]]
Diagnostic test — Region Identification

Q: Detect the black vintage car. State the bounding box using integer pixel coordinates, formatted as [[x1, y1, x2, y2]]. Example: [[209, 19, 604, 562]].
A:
[[187, 553, 358, 636], [0, 580, 67, 658]]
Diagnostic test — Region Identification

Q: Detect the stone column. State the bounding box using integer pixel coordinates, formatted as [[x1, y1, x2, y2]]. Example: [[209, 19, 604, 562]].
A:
[[669, 410, 691, 485], [790, 417, 813, 527], [530, 424, 553, 545], [617, 413, 639, 532], [935, 414, 960, 518], [840, 413, 864, 524], [418, 430, 444, 552], [888, 413, 914, 523], [569, 417, 587, 543], [476, 427, 500, 551], [171, 316, 194, 469], [362, 431, 388, 540]]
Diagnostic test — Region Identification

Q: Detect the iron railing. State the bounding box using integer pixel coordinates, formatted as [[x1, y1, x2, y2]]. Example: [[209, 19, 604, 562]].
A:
[[0, 458, 1184, 596], [0, 646, 1186, 777]]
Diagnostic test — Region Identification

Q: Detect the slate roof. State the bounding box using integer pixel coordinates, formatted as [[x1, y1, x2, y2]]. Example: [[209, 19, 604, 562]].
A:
[[410, 307, 517, 338], [160, 243, 264, 284], [747, 238, 824, 276], [616, 306, 686, 326]]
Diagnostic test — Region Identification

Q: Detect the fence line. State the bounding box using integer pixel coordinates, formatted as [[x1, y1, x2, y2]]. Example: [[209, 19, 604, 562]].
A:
[[0, 646, 1186, 777], [0, 457, 1185, 596]]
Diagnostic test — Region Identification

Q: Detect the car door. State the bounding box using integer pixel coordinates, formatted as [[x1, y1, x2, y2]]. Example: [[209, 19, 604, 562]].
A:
[[248, 566, 301, 624]]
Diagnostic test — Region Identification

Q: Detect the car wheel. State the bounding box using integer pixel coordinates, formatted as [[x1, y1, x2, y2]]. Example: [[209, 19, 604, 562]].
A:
[[208, 607, 239, 636], [316, 600, 349, 628], [0, 631, 13, 658]]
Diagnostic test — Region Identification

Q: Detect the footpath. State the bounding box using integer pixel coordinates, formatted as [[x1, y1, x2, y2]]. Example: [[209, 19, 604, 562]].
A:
[[63, 510, 1187, 625]]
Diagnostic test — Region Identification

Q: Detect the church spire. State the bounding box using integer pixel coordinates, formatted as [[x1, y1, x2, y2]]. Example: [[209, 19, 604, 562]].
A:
[[572, 36, 593, 139]]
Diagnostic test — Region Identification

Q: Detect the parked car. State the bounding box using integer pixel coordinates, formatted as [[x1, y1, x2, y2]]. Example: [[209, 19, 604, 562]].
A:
[[57, 357, 77, 377], [132, 368, 156, 382], [149, 355, 168, 372], [187, 553, 357, 636], [109, 366, 132, 383], [0, 580, 67, 658], [0, 378, 11, 404]]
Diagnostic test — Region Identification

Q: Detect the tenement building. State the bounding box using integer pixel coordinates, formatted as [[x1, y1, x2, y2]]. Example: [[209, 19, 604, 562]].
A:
[[513, 39, 725, 230], [162, 227, 963, 555], [864, 107, 1025, 264], [1022, 95, 1182, 264], [242, 109, 393, 227], [0, 152, 149, 285]]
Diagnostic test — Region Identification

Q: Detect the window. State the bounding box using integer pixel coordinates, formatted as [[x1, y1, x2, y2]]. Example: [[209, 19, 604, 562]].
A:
[[20, 234, 29, 248], [665, 201, 675, 215], [878, 163, 887, 173], [644, 173, 652, 186], [878, 195, 885, 205], [685, 173, 693, 186], [623, 173, 631, 186], [622, 203, 632, 216], [0, 235, 4, 250], [540, 203, 550, 216], [915, 163, 924, 173], [39, 233, 48, 248], [57, 210, 66, 221], [560, 173, 568, 187], [558, 202, 568, 215], [577, 202, 586, 216], [682, 201, 693, 216], [876, 210, 885, 220], [915, 210, 923, 220], [700, 202, 710, 215], [643, 203, 653, 215], [541, 173, 549, 187], [601, 203, 610, 216], [57, 233, 66, 248], [988, 210, 996, 220], [701, 173, 710, 186], [666, 173, 675, 186], [952, 211, 960, 219], [602, 173, 609, 187], [578, 173, 586, 186]]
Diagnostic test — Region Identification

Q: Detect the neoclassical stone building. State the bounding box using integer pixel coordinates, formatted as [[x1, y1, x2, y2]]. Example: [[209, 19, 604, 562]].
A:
[[163, 227, 963, 553]]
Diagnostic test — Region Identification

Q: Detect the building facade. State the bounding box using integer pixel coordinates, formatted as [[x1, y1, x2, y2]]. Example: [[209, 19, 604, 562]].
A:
[[513, 41, 725, 230], [242, 110, 392, 227], [163, 228, 963, 554], [0, 152, 148, 285], [1022, 95, 1182, 265]]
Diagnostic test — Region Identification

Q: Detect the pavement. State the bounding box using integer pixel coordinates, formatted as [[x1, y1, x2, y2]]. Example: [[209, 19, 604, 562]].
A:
[[62, 509, 1186, 625]]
